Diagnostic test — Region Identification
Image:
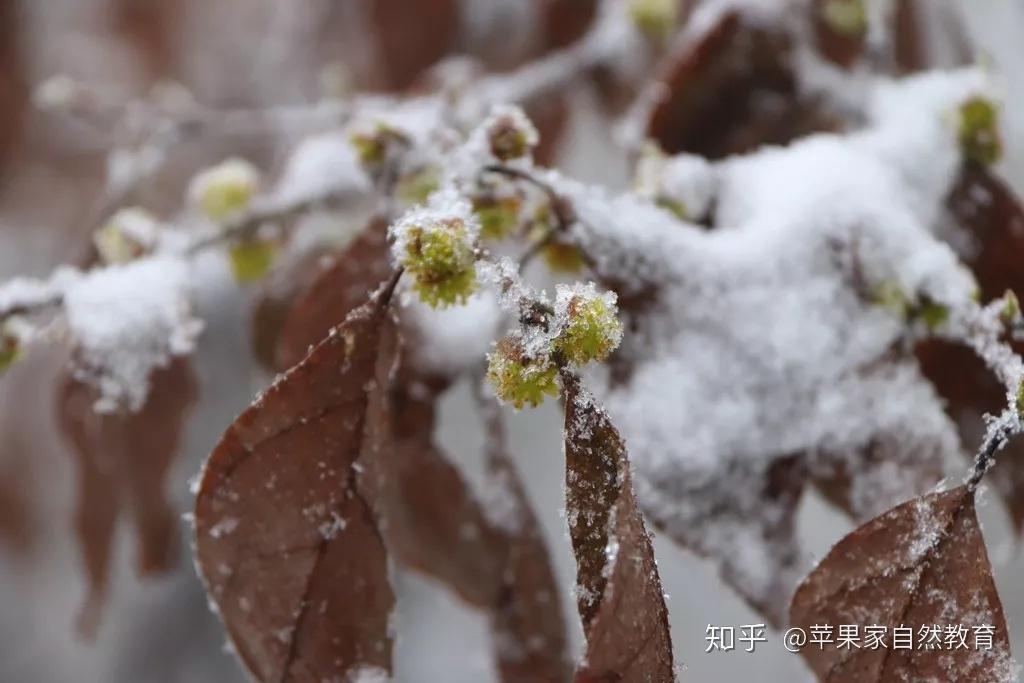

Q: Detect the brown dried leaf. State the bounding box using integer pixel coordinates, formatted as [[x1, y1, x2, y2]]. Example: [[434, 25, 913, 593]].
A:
[[58, 357, 197, 637], [645, 12, 838, 159], [371, 0, 460, 91], [195, 289, 397, 682], [892, 0, 927, 74], [918, 163, 1024, 531], [250, 247, 337, 371], [812, 0, 866, 68], [366, 356, 570, 681], [790, 486, 1014, 682], [277, 217, 392, 371], [564, 375, 674, 682], [480, 395, 570, 683], [364, 375, 508, 608]]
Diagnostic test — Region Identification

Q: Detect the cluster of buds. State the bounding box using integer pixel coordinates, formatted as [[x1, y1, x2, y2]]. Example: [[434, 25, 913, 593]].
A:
[[189, 159, 281, 283], [487, 283, 623, 408], [958, 96, 1002, 166], [392, 205, 480, 308], [484, 105, 538, 163], [94, 208, 160, 265]]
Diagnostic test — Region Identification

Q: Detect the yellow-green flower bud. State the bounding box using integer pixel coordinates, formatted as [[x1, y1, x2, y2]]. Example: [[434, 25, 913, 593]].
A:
[[553, 283, 623, 366], [820, 0, 867, 38], [395, 216, 478, 308], [0, 319, 24, 375], [629, 0, 679, 41], [94, 208, 159, 265], [1003, 289, 1021, 325], [958, 96, 1002, 166], [229, 239, 277, 283], [395, 165, 441, 207], [542, 242, 586, 274], [349, 122, 410, 170], [487, 337, 560, 409], [474, 194, 523, 241], [189, 158, 259, 222]]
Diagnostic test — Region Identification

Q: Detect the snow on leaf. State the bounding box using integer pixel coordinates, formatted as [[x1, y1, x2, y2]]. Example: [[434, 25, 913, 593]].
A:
[[58, 357, 197, 638], [790, 486, 1018, 683], [563, 374, 674, 682], [63, 256, 202, 413], [194, 286, 398, 683], [918, 162, 1024, 533]]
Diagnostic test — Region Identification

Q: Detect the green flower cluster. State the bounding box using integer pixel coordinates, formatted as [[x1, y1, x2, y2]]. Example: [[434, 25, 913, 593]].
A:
[[398, 217, 478, 307], [487, 283, 623, 409], [958, 96, 1002, 166], [486, 338, 560, 409]]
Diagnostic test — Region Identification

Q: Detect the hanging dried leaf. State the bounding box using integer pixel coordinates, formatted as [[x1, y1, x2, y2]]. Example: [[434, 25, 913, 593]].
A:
[[790, 486, 1015, 682], [58, 357, 197, 637], [917, 163, 1024, 531], [892, 0, 927, 74], [365, 350, 570, 681], [194, 286, 398, 682], [563, 374, 674, 682], [371, 0, 460, 91], [250, 247, 337, 371], [645, 12, 838, 159], [362, 372, 508, 608], [277, 217, 392, 370], [479, 392, 570, 683]]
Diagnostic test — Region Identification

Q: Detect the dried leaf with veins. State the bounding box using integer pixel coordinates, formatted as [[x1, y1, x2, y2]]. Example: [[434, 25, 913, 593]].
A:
[[277, 216, 392, 370], [58, 357, 197, 637], [790, 486, 1016, 683], [564, 375, 674, 682], [194, 286, 397, 682]]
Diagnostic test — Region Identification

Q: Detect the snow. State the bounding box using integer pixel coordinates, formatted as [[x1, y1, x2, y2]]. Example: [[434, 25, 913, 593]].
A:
[[515, 69, 1001, 615], [62, 257, 202, 413], [273, 131, 371, 204], [403, 292, 504, 376]]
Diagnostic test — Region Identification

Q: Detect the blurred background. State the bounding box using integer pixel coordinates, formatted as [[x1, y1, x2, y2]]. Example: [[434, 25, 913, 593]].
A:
[[1, 1, 1024, 681]]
